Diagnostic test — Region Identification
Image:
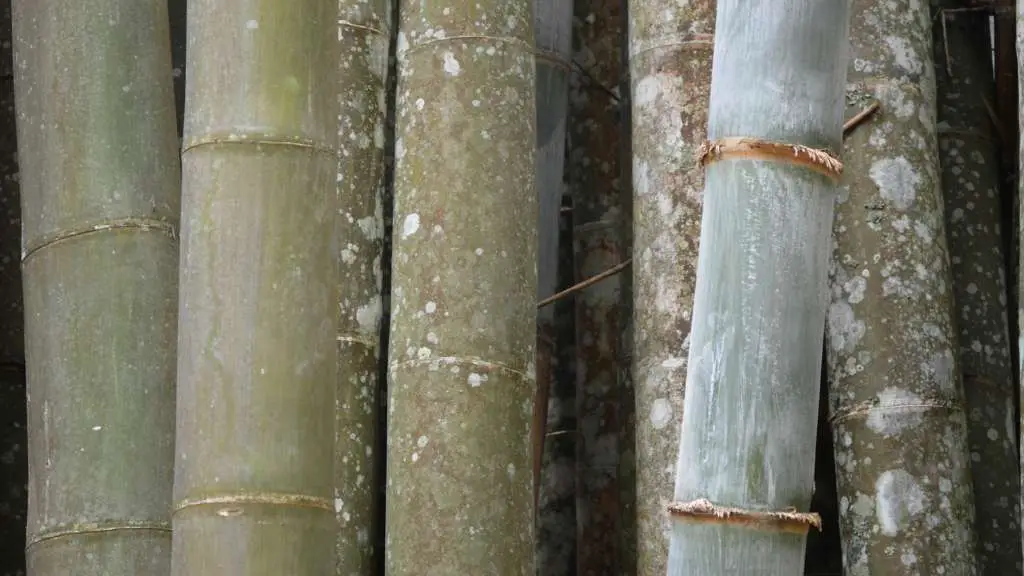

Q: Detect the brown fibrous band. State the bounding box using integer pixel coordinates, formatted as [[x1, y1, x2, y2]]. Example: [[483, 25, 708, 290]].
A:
[[697, 137, 843, 182], [668, 498, 821, 534]]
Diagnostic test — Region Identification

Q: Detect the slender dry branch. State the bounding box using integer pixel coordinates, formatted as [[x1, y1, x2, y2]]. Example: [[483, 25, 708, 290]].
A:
[[842, 101, 880, 136], [537, 258, 632, 308]]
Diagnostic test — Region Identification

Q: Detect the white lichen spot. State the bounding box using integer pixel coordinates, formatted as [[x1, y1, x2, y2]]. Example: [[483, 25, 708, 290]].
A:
[[442, 51, 461, 76], [876, 469, 927, 536], [634, 75, 661, 107], [649, 398, 672, 429], [417, 435, 429, 448], [829, 301, 866, 353], [866, 388, 924, 437], [424, 301, 437, 314], [246, 19, 258, 30], [468, 372, 488, 387], [91, 425, 102, 431], [355, 296, 381, 332], [475, 248, 483, 256], [883, 35, 922, 75], [335, 498, 344, 513], [401, 213, 420, 239], [845, 276, 867, 304], [507, 463, 516, 480], [415, 98, 425, 110], [870, 156, 920, 211]]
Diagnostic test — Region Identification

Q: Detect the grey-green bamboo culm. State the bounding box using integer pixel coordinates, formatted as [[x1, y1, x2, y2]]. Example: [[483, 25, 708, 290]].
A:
[[171, 1, 341, 574], [12, 1, 180, 573]]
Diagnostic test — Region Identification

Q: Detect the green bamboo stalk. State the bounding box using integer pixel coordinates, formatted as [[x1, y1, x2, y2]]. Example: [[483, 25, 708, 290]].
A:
[[627, 0, 713, 573], [569, 0, 628, 572], [385, 1, 538, 572], [665, 1, 852, 573], [933, 7, 1020, 574], [533, 0, 572, 570], [171, 2, 340, 574], [827, 0, 979, 573], [335, 0, 391, 573], [12, 1, 179, 572]]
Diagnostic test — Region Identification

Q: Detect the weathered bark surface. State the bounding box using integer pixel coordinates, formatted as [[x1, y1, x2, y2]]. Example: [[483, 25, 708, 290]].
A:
[[335, 1, 390, 573], [569, 0, 628, 573], [934, 7, 1020, 574], [12, 1, 180, 573], [0, 3, 25, 574], [172, 3, 340, 574], [666, 1, 851, 573], [627, 0, 712, 573], [385, 2, 538, 574], [533, 0, 572, 572], [827, 1, 978, 574]]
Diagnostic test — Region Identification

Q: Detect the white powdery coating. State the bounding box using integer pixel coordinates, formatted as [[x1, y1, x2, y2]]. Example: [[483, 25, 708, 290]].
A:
[[875, 469, 927, 537], [869, 156, 920, 211], [865, 387, 924, 437]]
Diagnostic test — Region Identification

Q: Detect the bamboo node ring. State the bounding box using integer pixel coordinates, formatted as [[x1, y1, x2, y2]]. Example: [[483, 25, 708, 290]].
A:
[[667, 498, 821, 534], [697, 137, 843, 181]]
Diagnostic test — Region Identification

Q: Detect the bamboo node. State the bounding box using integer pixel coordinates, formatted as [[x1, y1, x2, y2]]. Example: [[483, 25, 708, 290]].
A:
[[173, 492, 334, 515], [337, 20, 387, 37], [696, 137, 843, 181], [829, 397, 960, 425], [27, 520, 171, 550], [667, 498, 821, 534]]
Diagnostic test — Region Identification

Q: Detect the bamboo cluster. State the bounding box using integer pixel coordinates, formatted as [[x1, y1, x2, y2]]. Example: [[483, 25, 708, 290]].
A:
[[2, 1, 1024, 575]]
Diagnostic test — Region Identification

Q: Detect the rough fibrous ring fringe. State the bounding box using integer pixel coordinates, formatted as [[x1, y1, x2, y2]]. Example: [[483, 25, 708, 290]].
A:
[[697, 137, 843, 181], [668, 498, 821, 534]]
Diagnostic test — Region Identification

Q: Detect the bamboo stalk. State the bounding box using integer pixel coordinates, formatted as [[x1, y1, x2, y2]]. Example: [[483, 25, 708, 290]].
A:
[[827, 0, 980, 573], [12, 1, 180, 572], [665, 2, 852, 573], [569, 0, 631, 571], [384, 0, 538, 572], [628, 0, 714, 573], [334, 0, 391, 573], [171, 2, 340, 573]]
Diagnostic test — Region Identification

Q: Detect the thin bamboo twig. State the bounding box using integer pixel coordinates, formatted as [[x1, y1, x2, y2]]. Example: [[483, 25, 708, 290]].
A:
[[843, 101, 880, 136], [537, 258, 632, 308]]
